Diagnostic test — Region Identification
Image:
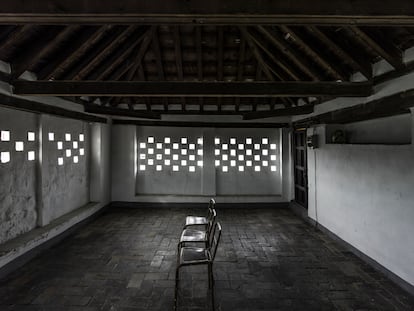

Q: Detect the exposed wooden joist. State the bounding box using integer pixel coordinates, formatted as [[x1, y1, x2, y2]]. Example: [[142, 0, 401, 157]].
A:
[[1, 1, 414, 25], [349, 26, 404, 70], [294, 89, 414, 126], [248, 28, 301, 81], [113, 118, 289, 128], [243, 104, 314, 120], [173, 26, 186, 111], [240, 26, 279, 81], [121, 26, 155, 81], [0, 25, 33, 58], [280, 26, 346, 81], [13, 81, 373, 97], [90, 28, 148, 81], [195, 27, 203, 81], [257, 26, 321, 81], [307, 26, 372, 80], [38, 26, 111, 80], [11, 26, 78, 79], [0, 93, 106, 123], [72, 25, 138, 80]]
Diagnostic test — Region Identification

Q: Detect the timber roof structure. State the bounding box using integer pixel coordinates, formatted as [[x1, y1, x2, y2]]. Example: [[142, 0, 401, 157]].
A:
[[1, 1, 414, 120]]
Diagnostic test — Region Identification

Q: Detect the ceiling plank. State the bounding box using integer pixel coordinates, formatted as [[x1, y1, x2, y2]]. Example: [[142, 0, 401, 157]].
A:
[[307, 26, 372, 80], [1, 1, 414, 25], [280, 26, 346, 80], [72, 25, 138, 80], [243, 104, 314, 120], [14, 80, 373, 97], [349, 26, 404, 70], [257, 26, 321, 81]]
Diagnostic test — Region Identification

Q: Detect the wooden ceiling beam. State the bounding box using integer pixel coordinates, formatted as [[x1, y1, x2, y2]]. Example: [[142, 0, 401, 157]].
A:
[[349, 26, 404, 70], [1, 1, 414, 25], [243, 104, 314, 120], [13, 81, 372, 97], [84, 103, 161, 119], [307, 26, 372, 80], [0, 25, 33, 58]]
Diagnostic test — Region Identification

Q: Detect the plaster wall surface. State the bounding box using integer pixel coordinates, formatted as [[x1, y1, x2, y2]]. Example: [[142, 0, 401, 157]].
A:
[[41, 115, 90, 225], [307, 114, 414, 286], [0, 106, 37, 244], [112, 125, 292, 203]]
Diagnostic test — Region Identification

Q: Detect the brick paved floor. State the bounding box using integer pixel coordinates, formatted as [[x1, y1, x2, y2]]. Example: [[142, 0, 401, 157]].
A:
[[0, 206, 413, 310]]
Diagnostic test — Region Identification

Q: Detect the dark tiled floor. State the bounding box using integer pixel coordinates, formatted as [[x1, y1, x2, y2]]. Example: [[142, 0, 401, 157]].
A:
[[0, 207, 413, 311]]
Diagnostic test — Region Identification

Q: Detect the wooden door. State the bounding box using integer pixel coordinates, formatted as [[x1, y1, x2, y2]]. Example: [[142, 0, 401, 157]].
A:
[[293, 129, 308, 208]]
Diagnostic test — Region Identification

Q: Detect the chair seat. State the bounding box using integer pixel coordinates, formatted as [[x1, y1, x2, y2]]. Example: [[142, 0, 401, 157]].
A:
[[180, 247, 209, 264], [185, 215, 208, 226], [180, 228, 207, 243]]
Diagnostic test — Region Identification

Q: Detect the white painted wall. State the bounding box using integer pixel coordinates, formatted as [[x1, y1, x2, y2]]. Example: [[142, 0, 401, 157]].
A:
[[112, 124, 293, 203], [0, 106, 37, 243], [307, 113, 414, 286]]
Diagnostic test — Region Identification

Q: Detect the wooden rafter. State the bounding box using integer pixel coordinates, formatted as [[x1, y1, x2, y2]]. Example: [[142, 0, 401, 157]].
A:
[[240, 26, 279, 81], [257, 26, 321, 81], [72, 25, 138, 80], [349, 26, 404, 70], [195, 26, 203, 81], [248, 28, 301, 81], [38, 26, 110, 80], [280, 26, 346, 80], [173, 26, 186, 110], [0, 25, 33, 58], [307, 26, 372, 80], [91, 27, 148, 80], [11, 26, 79, 79]]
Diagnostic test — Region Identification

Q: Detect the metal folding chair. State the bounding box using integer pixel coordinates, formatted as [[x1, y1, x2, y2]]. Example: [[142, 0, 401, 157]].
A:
[[184, 198, 216, 229], [177, 209, 217, 259], [174, 222, 222, 310]]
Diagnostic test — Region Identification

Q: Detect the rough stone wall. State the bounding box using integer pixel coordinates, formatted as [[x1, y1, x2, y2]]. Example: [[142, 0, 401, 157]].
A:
[[0, 107, 37, 243]]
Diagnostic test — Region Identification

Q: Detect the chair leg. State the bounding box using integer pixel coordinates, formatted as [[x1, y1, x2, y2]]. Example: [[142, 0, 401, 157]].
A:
[[174, 266, 180, 310], [208, 263, 212, 289]]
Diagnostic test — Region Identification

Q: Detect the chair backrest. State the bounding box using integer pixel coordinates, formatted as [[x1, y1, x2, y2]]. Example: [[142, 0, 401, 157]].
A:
[[207, 209, 217, 237], [208, 198, 216, 210], [208, 222, 222, 261]]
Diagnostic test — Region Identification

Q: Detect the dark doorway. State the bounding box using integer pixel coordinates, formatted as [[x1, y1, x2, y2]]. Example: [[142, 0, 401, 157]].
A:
[[293, 129, 308, 208]]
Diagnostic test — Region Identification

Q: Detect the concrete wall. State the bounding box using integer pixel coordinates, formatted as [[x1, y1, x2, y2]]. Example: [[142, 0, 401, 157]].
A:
[[306, 113, 414, 286], [112, 125, 293, 203]]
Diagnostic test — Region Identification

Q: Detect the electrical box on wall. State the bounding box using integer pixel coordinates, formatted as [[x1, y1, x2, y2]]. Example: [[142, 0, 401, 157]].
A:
[[307, 135, 318, 149]]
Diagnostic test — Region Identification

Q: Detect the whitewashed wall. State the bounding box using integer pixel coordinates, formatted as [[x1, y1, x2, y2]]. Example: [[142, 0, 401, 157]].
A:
[[307, 113, 414, 286]]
